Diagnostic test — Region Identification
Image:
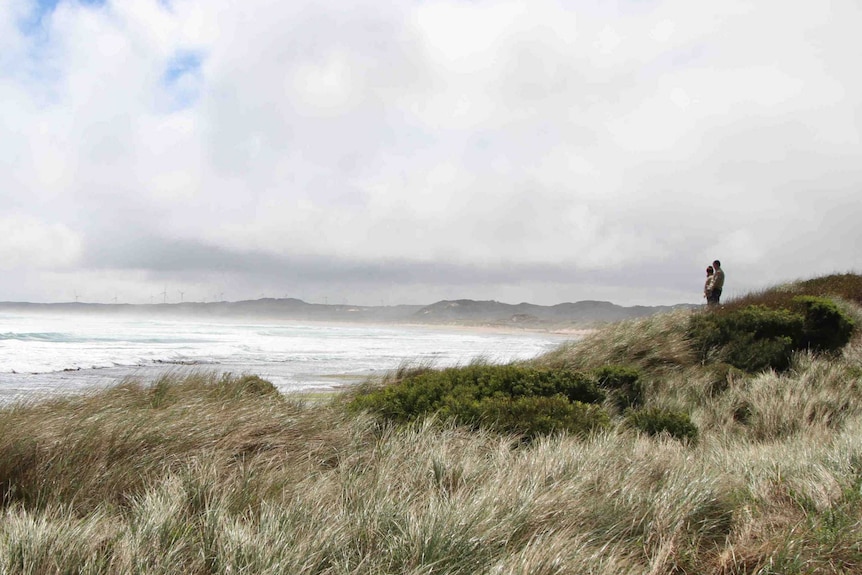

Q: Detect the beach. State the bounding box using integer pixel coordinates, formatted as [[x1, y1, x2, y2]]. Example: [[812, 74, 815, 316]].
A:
[[0, 311, 575, 404]]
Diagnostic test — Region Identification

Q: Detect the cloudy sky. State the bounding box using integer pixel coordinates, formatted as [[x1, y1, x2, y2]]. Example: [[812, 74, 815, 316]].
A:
[[1, 0, 860, 307]]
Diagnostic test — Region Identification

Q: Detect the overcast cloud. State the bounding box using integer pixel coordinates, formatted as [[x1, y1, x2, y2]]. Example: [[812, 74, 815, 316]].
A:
[[1, 0, 860, 306]]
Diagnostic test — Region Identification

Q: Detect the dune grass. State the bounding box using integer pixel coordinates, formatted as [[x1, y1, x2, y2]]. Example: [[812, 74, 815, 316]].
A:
[[3, 274, 862, 573]]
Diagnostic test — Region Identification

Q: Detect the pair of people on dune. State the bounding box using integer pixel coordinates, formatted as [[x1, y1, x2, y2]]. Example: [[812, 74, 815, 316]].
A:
[[704, 260, 725, 306]]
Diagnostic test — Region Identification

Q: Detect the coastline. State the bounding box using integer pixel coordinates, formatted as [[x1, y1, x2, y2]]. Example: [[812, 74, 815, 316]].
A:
[[1, 318, 577, 405], [386, 320, 595, 337]]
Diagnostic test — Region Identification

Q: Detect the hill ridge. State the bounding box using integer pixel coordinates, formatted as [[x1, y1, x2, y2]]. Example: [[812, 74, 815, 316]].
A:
[[0, 298, 694, 327]]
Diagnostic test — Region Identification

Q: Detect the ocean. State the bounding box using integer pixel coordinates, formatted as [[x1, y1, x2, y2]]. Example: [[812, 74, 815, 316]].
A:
[[0, 312, 573, 404]]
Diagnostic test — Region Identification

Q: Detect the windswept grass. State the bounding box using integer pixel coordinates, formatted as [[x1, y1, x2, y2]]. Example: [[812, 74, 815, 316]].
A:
[[534, 308, 697, 375], [725, 272, 862, 313], [5, 376, 862, 574], [2, 274, 862, 573]]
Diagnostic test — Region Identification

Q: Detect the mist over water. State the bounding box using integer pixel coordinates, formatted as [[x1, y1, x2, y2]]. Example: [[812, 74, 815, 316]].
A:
[[0, 312, 572, 404]]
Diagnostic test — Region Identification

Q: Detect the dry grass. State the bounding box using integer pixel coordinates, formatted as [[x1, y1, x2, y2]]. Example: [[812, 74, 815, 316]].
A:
[[534, 309, 697, 376], [2, 361, 862, 574]]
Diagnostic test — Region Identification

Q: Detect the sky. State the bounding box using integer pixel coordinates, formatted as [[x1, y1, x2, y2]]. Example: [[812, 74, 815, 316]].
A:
[[1, 0, 860, 307]]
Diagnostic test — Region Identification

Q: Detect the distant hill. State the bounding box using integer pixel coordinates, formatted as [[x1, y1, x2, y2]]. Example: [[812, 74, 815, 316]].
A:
[[0, 298, 693, 328], [413, 299, 688, 326]]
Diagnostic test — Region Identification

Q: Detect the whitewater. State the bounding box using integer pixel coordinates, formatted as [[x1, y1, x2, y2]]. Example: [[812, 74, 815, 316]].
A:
[[0, 312, 572, 404]]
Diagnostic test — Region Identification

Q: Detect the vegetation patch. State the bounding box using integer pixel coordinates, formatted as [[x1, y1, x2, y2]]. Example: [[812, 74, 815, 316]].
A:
[[213, 373, 281, 399], [593, 365, 644, 410], [704, 362, 743, 396], [625, 407, 699, 443], [688, 295, 855, 373], [792, 295, 855, 353], [727, 273, 862, 312], [347, 364, 609, 439], [476, 395, 609, 438]]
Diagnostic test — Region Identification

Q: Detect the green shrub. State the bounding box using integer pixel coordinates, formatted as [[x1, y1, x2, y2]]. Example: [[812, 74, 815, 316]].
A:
[[348, 370, 452, 423], [625, 408, 699, 443], [688, 297, 855, 373], [723, 333, 797, 373], [791, 295, 855, 353], [349, 364, 604, 423], [688, 305, 804, 372], [347, 364, 607, 439], [593, 365, 644, 409], [477, 396, 609, 439]]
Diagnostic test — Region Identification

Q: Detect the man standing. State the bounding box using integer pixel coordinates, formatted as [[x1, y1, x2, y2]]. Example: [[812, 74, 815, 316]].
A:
[[709, 260, 725, 305]]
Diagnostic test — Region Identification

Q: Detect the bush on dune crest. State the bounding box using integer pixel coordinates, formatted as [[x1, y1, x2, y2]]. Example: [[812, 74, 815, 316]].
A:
[[688, 304, 804, 372], [689, 294, 855, 373]]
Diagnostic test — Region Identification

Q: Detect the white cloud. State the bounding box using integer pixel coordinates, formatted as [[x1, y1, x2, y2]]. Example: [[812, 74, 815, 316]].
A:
[[1, 0, 860, 305], [0, 215, 83, 269]]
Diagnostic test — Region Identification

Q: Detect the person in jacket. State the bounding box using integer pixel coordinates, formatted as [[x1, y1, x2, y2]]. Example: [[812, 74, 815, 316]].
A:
[[704, 265, 714, 302], [708, 260, 725, 305]]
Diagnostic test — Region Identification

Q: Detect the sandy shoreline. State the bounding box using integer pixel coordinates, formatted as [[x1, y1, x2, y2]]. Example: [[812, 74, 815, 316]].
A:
[[387, 321, 597, 337]]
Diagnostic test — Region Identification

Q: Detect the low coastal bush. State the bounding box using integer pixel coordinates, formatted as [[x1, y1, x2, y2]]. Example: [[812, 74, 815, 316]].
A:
[[347, 363, 607, 439], [689, 304, 802, 372], [792, 295, 855, 353], [476, 395, 609, 438], [593, 365, 644, 410], [688, 296, 855, 373], [625, 407, 699, 443]]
